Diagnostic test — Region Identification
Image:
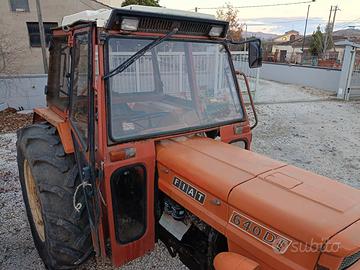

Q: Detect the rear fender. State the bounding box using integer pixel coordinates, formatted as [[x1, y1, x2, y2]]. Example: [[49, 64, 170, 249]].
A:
[[33, 108, 74, 154]]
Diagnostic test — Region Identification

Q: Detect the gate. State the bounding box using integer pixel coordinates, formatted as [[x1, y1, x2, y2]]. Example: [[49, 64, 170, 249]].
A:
[[337, 41, 360, 100], [347, 47, 360, 100]]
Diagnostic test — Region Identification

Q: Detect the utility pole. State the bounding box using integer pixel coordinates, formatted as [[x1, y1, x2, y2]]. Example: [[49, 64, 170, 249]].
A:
[[35, 0, 48, 73], [323, 5, 333, 55], [301, 4, 310, 53], [330, 6, 340, 51]]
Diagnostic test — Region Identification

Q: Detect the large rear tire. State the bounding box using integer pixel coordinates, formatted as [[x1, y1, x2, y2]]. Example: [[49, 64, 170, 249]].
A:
[[17, 123, 92, 269]]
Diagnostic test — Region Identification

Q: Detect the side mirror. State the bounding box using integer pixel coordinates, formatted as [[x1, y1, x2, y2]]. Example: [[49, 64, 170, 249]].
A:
[[248, 39, 262, 68]]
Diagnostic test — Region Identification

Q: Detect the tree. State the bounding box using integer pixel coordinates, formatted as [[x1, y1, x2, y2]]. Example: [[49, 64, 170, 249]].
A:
[[0, 30, 22, 75], [216, 3, 243, 41], [309, 26, 324, 56], [121, 0, 160, 7]]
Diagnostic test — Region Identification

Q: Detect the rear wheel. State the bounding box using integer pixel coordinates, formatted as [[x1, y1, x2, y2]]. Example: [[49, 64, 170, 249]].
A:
[[17, 123, 92, 269]]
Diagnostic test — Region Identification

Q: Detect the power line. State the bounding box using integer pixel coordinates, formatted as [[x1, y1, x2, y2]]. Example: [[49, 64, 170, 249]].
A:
[[195, 0, 315, 11], [241, 18, 360, 28], [245, 19, 312, 25]]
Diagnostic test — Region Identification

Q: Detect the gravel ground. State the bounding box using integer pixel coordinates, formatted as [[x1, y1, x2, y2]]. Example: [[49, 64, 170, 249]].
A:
[[0, 80, 359, 269]]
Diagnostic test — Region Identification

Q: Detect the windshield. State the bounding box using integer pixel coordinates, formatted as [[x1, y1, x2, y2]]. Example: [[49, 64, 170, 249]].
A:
[[107, 37, 243, 141]]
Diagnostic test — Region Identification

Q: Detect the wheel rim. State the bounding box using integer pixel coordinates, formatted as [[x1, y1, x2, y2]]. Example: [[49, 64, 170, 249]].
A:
[[24, 159, 45, 242]]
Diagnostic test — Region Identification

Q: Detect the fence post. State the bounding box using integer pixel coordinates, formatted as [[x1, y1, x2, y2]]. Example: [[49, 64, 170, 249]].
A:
[[337, 44, 354, 99], [179, 54, 183, 91], [336, 41, 360, 99], [135, 60, 140, 92]]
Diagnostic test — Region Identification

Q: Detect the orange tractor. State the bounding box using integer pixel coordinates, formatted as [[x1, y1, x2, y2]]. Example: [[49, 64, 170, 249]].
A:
[[17, 6, 360, 270]]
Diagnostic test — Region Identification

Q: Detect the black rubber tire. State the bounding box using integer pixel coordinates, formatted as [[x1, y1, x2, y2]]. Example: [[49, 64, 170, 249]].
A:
[[17, 123, 92, 269]]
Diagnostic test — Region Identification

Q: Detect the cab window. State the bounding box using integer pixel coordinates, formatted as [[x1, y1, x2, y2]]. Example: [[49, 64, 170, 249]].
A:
[[47, 36, 71, 110], [70, 33, 90, 143]]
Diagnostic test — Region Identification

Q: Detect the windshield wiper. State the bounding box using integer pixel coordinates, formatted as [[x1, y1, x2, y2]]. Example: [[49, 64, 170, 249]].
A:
[[104, 28, 178, 80]]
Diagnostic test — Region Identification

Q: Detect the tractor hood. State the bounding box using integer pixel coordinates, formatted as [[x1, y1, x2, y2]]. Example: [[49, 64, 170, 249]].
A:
[[156, 136, 285, 203], [156, 136, 360, 246]]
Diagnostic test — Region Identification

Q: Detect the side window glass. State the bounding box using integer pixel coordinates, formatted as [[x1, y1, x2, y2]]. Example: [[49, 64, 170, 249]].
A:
[[70, 34, 89, 143], [47, 36, 70, 110]]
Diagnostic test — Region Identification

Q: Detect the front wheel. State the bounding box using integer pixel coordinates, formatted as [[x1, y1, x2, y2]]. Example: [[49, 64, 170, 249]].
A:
[[17, 123, 92, 269]]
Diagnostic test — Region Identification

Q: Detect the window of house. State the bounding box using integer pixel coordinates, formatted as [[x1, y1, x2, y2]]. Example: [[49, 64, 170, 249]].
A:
[[26, 22, 58, 47], [9, 0, 29, 12]]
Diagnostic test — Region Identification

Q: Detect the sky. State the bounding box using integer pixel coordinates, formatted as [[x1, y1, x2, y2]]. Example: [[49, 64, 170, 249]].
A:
[[157, 0, 360, 35]]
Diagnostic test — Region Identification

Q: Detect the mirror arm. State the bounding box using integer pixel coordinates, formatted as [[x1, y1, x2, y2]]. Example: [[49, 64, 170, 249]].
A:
[[235, 71, 258, 130]]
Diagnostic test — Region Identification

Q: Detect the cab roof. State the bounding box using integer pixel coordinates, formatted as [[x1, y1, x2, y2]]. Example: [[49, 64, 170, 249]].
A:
[[61, 5, 228, 38]]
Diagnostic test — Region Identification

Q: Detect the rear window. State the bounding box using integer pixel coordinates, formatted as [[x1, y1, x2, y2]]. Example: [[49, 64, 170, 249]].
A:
[[46, 36, 71, 111]]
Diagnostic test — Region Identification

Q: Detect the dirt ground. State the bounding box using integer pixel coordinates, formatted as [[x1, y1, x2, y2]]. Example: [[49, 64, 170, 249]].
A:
[[0, 81, 359, 269], [0, 108, 32, 133]]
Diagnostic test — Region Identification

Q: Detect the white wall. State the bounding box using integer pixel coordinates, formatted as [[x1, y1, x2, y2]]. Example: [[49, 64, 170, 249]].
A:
[[0, 74, 46, 110], [260, 63, 341, 92]]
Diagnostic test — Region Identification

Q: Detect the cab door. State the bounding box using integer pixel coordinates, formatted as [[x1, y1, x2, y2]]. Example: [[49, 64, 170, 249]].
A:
[[68, 26, 101, 254]]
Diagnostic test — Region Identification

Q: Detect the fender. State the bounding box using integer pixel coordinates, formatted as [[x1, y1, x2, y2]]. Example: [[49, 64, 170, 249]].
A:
[[33, 107, 74, 154], [214, 252, 259, 270]]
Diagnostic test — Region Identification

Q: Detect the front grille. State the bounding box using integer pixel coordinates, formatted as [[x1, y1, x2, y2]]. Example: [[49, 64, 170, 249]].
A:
[[137, 17, 213, 36], [340, 250, 360, 270]]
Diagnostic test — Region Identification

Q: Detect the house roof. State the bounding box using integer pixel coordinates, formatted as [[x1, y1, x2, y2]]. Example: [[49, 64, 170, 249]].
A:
[[285, 30, 299, 34]]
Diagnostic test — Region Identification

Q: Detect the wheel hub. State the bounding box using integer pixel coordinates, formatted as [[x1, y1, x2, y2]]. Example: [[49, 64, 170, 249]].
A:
[[24, 159, 45, 242]]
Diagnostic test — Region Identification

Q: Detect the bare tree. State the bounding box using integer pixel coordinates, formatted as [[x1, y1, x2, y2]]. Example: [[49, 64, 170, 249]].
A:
[[216, 3, 243, 41], [0, 30, 23, 75]]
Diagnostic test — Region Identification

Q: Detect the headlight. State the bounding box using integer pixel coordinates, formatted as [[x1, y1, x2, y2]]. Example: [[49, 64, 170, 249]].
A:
[[121, 17, 139, 31], [209, 26, 224, 37]]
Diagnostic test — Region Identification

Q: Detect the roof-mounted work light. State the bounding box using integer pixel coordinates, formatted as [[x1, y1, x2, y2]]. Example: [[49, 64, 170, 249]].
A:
[[121, 17, 139, 31], [209, 26, 224, 37]]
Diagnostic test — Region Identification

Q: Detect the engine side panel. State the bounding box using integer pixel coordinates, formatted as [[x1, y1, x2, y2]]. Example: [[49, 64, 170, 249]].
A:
[[157, 162, 228, 235], [226, 207, 319, 270]]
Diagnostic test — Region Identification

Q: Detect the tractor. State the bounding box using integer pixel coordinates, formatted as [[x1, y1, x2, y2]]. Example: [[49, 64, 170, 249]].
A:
[[16, 5, 360, 270]]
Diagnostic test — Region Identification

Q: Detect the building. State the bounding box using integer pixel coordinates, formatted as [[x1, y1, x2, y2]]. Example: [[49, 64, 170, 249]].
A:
[[266, 28, 360, 66], [273, 30, 300, 43], [265, 30, 301, 63], [0, 0, 109, 75]]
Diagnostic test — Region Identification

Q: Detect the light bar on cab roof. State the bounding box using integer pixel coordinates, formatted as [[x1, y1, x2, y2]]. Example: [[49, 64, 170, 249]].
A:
[[209, 26, 224, 37], [121, 17, 139, 31]]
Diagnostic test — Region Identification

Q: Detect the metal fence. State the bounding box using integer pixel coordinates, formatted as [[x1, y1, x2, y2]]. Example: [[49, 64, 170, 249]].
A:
[[232, 51, 260, 93], [109, 51, 260, 96]]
